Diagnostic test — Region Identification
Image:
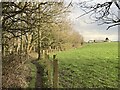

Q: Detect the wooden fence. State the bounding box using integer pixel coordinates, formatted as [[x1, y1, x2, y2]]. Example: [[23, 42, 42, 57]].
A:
[[43, 50, 59, 88]]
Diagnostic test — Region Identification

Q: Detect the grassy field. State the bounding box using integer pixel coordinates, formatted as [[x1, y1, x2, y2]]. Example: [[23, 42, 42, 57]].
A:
[[56, 42, 118, 88]]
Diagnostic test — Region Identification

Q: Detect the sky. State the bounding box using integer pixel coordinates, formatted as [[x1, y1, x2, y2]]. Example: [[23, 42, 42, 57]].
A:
[[66, 0, 118, 41]]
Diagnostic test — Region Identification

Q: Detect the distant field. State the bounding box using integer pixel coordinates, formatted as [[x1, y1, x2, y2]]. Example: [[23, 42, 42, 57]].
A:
[[57, 42, 118, 88]]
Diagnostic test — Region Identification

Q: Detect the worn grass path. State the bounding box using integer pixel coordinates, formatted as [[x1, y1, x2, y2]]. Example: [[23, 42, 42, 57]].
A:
[[29, 52, 44, 88]]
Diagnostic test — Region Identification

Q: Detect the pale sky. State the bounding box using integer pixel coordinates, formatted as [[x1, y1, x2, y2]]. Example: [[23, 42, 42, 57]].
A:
[[66, 0, 118, 41]]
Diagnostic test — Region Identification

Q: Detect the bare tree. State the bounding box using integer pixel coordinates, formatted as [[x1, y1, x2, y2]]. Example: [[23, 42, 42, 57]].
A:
[[77, 0, 120, 30]]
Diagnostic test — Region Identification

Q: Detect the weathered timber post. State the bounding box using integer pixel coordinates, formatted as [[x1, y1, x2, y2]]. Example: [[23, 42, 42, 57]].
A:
[[53, 54, 58, 88], [42, 50, 45, 59]]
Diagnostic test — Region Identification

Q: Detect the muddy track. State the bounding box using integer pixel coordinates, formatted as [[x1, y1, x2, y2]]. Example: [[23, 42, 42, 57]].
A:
[[31, 60, 44, 88]]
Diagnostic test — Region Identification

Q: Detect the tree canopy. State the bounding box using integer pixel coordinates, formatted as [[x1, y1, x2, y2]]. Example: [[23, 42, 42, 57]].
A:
[[2, 2, 84, 87]]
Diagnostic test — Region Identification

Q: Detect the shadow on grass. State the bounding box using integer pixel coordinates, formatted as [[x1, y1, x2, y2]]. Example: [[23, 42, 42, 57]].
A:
[[31, 60, 44, 88]]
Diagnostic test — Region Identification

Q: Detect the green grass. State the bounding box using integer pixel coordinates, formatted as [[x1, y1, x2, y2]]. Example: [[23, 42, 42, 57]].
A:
[[57, 42, 118, 88], [28, 62, 37, 88]]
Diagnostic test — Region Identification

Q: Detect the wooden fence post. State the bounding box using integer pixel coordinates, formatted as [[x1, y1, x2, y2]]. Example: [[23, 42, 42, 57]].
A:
[[44, 51, 52, 86], [53, 55, 58, 88]]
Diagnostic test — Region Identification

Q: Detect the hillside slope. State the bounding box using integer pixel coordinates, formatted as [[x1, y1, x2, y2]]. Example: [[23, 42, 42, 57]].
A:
[[57, 42, 118, 88]]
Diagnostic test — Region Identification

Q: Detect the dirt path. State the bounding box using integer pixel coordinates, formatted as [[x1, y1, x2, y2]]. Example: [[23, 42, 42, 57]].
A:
[[31, 60, 44, 88], [29, 52, 44, 88]]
